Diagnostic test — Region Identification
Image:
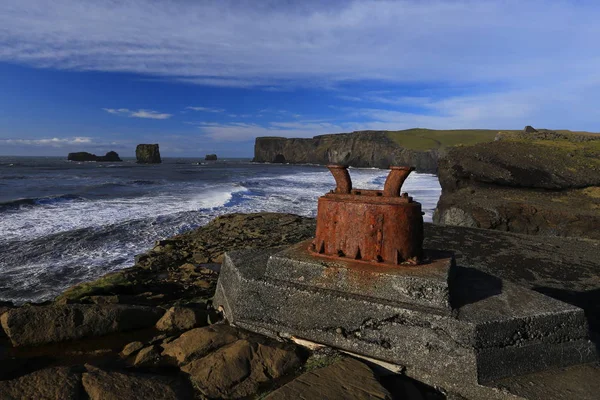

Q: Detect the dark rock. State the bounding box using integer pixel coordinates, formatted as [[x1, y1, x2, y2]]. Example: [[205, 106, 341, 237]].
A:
[[253, 131, 439, 172], [82, 366, 192, 400], [0, 366, 83, 400], [181, 338, 302, 399], [434, 133, 600, 239], [265, 357, 392, 400], [524, 125, 538, 133], [1, 304, 165, 346], [67, 151, 122, 162], [161, 324, 240, 365], [133, 345, 162, 367], [204, 154, 217, 161], [155, 306, 208, 332], [136, 144, 162, 164]]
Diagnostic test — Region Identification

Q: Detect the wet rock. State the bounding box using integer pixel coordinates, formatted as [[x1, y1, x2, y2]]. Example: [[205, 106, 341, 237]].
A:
[[155, 306, 208, 333], [161, 324, 239, 365], [82, 366, 191, 400], [0, 366, 82, 400], [205, 154, 217, 161], [136, 144, 161, 164], [182, 339, 302, 399], [1, 304, 165, 346], [133, 345, 162, 367], [121, 341, 145, 357], [266, 357, 392, 400]]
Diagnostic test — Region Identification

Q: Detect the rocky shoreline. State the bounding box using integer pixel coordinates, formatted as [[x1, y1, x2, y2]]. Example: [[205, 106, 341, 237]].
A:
[[1, 212, 599, 399], [0, 213, 442, 399]]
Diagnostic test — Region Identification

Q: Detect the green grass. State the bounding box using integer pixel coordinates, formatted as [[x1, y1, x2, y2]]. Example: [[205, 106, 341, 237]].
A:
[[385, 128, 508, 150]]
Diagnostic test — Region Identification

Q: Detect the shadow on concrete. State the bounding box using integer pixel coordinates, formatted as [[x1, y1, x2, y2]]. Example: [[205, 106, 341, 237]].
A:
[[533, 286, 600, 357], [450, 266, 503, 309]]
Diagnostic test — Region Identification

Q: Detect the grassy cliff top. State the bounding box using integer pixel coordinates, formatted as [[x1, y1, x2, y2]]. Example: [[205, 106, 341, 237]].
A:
[[384, 128, 511, 150]]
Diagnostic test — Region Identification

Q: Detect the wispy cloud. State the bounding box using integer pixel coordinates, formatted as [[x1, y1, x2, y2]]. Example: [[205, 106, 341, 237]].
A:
[[102, 108, 172, 120], [2, 0, 599, 91], [0, 136, 92, 147], [186, 106, 225, 113]]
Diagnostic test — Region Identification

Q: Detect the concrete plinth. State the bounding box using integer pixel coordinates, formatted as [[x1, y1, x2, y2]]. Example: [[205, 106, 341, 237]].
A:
[[214, 245, 597, 396]]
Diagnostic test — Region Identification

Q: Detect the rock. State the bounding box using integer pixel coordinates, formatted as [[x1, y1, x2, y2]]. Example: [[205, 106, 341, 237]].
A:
[[161, 324, 239, 365], [265, 357, 392, 400], [253, 131, 440, 172], [136, 144, 161, 164], [121, 341, 145, 357], [181, 338, 302, 399], [67, 151, 122, 162], [0, 366, 82, 400], [1, 304, 165, 346], [155, 306, 208, 332], [205, 154, 217, 161], [524, 125, 538, 133], [133, 345, 162, 367], [82, 366, 192, 400], [434, 132, 600, 239]]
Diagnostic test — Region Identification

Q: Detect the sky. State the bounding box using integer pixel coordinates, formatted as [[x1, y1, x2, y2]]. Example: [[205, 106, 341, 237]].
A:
[[1, 0, 599, 157]]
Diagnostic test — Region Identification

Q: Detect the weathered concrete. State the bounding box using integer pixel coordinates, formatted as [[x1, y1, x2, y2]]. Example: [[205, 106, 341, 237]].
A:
[[214, 241, 598, 399], [267, 241, 455, 311]]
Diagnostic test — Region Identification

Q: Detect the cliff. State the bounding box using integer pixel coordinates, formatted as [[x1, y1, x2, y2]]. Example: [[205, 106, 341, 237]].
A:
[[433, 127, 600, 239], [253, 129, 500, 173], [136, 144, 161, 164]]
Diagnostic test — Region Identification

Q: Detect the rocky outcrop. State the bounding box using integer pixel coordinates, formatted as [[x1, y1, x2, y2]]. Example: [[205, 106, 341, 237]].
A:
[[205, 154, 217, 161], [1, 304, 164, 346], [0, 367, 83, 400], [136, 144, 161, 164], [68, 151, 122, 162], [253, 131, 439, 172], [434, 127, 600, 239]]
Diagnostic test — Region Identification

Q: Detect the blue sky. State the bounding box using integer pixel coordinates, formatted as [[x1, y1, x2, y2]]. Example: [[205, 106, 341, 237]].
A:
[[1, 0, 599, 157]]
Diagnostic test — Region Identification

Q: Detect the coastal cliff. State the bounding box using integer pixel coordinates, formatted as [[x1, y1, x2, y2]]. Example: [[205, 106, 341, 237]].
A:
[[433, 127, 600, 239], [254, 131, 438, 172], [253, 129, 501, 173]]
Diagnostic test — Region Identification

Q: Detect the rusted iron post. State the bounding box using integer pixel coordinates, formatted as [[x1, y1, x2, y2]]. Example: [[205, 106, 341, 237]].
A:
[[311, 165, 423, 265]]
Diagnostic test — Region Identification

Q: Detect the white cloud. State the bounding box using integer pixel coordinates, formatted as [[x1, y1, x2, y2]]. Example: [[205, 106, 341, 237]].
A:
[[0, 137, 93, 147], [1, 0, 599, 90], [102, 108, 172, 119], [186, 106, 225, 113]]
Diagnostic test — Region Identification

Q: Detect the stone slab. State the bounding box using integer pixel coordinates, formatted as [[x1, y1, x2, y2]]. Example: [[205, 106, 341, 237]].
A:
[[214, 247, 597, 392], [266, 240, 456, 311]]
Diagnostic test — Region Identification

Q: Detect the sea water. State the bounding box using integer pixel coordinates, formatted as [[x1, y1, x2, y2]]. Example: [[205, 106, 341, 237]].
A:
[[0, 157, 441, 303]]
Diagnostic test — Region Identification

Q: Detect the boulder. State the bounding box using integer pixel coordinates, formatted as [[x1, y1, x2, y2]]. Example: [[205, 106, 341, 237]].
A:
[[161, 324, 239, 365], [524, 125, 538, 133], [434, 131, 600, 239], [181, 338, 302, 399], [121, 341, 145, 357], [133, 345, 162, 367], [265, 357, 392, 400], [205, 154, 217, 161], [136, 144, 161, 164], [67, 151, 122, 162], [82, 366, 192, 400], [0, 366, 82, 400], [155, 306, 208, 332], [1, 304, 165, 346]]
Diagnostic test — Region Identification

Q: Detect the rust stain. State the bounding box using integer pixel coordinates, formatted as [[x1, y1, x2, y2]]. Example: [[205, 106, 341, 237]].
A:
[[310, 165, 424, 266]]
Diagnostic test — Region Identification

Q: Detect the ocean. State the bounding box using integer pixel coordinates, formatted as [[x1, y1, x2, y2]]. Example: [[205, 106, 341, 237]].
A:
[[0, 156, 441, 304]]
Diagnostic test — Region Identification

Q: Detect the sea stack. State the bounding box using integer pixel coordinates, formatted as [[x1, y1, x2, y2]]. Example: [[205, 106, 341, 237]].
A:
[[67, 151, 122, 162], [205, 154, 217, 161], [136, 144, 162, 164]]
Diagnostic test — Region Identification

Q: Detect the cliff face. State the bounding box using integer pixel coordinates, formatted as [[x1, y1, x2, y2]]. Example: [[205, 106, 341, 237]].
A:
[[136, 144, 162, 164], [253, 131, 439, 173], [433, 129, 600, 239]]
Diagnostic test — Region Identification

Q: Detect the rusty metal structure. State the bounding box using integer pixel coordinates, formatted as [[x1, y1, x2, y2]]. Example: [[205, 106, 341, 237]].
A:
[[310, 165, 424, 265]]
